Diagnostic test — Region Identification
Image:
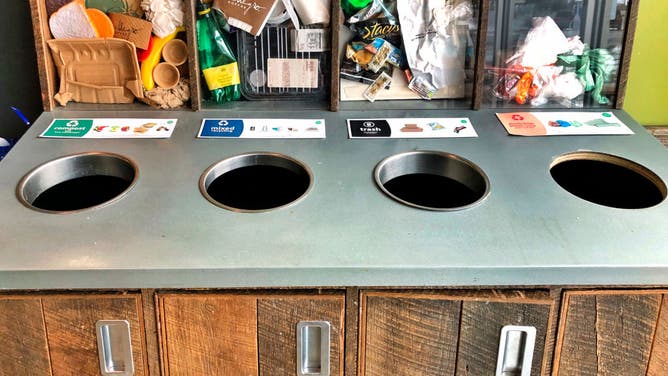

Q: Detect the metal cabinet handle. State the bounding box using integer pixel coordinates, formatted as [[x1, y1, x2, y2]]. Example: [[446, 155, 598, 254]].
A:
[[495, 325, 536, 376], [96, 320, 135, 375], [296, 321, 331, 376]]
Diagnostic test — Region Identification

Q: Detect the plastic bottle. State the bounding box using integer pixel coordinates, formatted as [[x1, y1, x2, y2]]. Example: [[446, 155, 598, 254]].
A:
[[196, 0, 240, 104]]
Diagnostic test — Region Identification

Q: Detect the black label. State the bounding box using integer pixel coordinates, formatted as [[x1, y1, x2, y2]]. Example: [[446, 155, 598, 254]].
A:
[[349, 120, 392, 137]]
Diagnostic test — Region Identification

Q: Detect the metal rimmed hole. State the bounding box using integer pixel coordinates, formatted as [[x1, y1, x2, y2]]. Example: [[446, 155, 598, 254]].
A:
[[17, 152, 138, 214], [374, 151, 490, 211], [550, 151, 667, 209], [200, 152, 313, 213]]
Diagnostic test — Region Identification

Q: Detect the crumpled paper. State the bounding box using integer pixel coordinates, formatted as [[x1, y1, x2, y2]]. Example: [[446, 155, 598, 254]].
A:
[[141, 0, 184, 38], [140, 78, 190, 109]]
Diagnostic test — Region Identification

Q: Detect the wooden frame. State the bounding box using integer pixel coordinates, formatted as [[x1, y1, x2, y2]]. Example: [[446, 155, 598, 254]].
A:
[[28, 0, 638, 112]]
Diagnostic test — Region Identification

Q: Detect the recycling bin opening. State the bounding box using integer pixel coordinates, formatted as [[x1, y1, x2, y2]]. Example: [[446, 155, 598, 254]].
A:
[[200, 152, 313, 213], [550, 151, 666, 209]]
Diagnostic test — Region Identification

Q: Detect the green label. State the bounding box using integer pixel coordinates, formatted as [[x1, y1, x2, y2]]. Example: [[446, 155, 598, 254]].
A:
[[43, 120, 94, 138]]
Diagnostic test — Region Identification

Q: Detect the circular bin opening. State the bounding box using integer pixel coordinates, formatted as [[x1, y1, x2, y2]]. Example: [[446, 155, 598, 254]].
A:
[[550, 151, 666, 209], [17, 152, 138, 213], [200, 152, 313, 212], [374, 151, 490, 211]]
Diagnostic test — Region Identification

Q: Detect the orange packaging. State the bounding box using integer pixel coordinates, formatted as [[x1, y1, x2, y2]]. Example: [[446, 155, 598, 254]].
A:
[[86, 8, 115, 38]]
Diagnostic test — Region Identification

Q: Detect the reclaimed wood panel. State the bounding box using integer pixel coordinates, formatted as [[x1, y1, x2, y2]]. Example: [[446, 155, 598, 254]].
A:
[[28, 0, 56, 111], [257, 295, 345, 376], [42, 295, 146, 376], [646, 127, 668, 147], [615, 0, 640, 109], [456, 301, 551, 376], [647, 295, 668, 375], [0, 298, 51, 375], [360, 295, 461, 376], [345, 287, 360, 376], [472, 0, 490, 110], [141, 290, 161, 376], [556, 291, 662, 375], [160, 295, 258, 376], [557, 294, 599, 375]]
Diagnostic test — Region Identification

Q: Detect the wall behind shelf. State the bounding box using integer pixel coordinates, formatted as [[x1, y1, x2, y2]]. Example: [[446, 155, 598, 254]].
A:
[[624, 0, 668, 126], [0, 1, 42, 140]]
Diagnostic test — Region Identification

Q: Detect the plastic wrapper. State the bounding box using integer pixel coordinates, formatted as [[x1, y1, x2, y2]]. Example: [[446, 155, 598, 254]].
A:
[[348, 0, 397, 24], [349, 19, 402, 47], [340, 59, 393, 86], [397, 0, 472, 94], [505, 16, 579, 68]]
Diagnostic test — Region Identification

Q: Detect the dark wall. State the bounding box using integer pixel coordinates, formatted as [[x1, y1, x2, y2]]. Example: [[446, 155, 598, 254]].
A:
[[0, 1, 42, 140]]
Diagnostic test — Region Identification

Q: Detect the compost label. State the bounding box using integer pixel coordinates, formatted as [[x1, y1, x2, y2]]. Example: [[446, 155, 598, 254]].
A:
[[41, 119, 177, 138]]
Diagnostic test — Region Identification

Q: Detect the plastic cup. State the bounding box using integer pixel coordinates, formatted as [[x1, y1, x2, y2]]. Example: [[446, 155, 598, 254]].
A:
[[152, 62, 180, 89], [161, 39, 188, 66]]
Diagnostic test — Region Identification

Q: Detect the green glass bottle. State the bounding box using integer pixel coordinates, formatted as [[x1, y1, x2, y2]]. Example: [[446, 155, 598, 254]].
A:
[[341, 0, 373, 17], [196, 0, 240, 104]]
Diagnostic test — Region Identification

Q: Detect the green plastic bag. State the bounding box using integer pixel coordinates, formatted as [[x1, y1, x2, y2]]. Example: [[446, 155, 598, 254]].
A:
[[557, 49, 616, 105]]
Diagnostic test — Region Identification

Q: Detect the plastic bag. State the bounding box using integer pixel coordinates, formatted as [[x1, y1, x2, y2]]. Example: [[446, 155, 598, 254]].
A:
[[397, 0, 472, 94], [506, 16, 583, 68]]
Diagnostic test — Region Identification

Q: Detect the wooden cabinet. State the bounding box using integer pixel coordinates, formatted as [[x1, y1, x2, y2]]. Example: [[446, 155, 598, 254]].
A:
[[358, 290, 555, 376], [554, 290, 668, 376], [157, 292, 345, 376], [0, 294, 147, 376], [0, 297, 51, 374]]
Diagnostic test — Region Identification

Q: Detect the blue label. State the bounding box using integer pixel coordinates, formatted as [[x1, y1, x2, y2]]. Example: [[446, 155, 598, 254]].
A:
[[200, 119, 244, 138]]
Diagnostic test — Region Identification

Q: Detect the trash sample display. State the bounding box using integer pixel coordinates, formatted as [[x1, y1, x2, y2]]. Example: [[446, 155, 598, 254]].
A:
[[339, 0, 477, 103]]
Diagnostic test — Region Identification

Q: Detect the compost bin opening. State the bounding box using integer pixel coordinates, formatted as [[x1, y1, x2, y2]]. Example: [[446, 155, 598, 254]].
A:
[[17, 152, 137, 213], [374, 151, 490, 211], [550, 152, 666, 209], [200, 153, 313, 212]]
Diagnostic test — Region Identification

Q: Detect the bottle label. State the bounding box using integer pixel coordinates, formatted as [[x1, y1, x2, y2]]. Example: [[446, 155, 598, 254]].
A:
[[203, 63, 241, 90]]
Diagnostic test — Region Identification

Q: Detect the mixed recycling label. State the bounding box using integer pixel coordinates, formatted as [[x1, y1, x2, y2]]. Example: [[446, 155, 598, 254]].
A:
[[347, 118, 477, 138], [41, 119, 177, 138], [198, 119, 326, 139]]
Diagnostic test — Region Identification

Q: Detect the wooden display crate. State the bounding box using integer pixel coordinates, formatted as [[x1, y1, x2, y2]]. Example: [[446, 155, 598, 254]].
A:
[[29, 0, 638, 112]]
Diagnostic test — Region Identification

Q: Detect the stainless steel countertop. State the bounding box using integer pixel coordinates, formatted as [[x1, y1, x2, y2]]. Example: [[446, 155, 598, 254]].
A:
[[1, 109, 667, 289]]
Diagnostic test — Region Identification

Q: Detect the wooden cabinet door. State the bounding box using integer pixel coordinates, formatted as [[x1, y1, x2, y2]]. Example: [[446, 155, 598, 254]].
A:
[[42, 294, 147, 376], [554, 290, 668, 376], [359, 290, 554, 376], [158, 293, 345, 376], [0, 297, 51, 375]]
